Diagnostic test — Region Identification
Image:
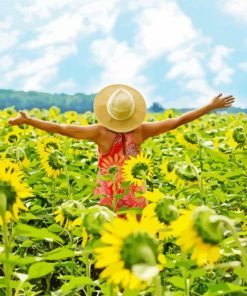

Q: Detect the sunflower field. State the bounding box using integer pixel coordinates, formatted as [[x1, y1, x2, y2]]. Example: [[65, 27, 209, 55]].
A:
[[0, 106, 247, 296]]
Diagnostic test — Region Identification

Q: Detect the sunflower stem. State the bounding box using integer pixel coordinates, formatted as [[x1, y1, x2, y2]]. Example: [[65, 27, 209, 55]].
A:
[[185, 278, 190, 296], [2, 219, 12, 296], [190, 164, 205, 204], [109, 284, 114, 296], [63, 161, 72, 200], [84, 252, 92, 296], [211, 215, 247, 279], [52, 178, 56, 211], [153, 275, 162, 296]]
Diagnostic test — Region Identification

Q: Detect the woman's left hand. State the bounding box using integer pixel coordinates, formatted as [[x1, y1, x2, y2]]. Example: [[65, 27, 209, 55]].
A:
[[209, 93, 235, 109]]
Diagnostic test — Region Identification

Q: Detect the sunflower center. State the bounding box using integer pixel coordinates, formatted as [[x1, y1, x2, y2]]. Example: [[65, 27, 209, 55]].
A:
[[184, 132, 198, 144], [48, 151, 64, 170], [8, 134, 19, 143], [155, 199, 178, 224], [193, 206, 225, 244], [131, 163, 149, 180], [120, 232, 158, 269], [45, 142, 59, 151], [0, 181, 17, 210]]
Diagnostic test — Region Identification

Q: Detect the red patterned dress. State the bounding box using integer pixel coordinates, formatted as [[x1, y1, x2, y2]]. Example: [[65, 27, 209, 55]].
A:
[[94, 132, 147, 214]]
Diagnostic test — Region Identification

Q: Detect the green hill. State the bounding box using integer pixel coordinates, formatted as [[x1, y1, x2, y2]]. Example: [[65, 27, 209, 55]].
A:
[[0, 89, 246, 114]]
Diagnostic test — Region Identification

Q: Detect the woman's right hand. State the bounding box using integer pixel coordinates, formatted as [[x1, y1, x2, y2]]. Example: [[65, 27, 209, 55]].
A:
[[8, 111, 29, 126]]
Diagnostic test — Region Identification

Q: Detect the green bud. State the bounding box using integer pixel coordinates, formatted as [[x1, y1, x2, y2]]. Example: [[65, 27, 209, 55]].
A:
[[155, 198, 178, 224], [121, 232, 158, 269], [233, 127, 246, 143], [175, 163, 198, 181], [83, 206, 115, 235], [184, 132, 198, 144], [61, 200, 84, 221], [193, 206, 225, 244]]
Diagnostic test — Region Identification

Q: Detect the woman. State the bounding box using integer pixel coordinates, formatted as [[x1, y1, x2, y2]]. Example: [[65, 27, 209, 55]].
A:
[[8, 84, 235, 215]]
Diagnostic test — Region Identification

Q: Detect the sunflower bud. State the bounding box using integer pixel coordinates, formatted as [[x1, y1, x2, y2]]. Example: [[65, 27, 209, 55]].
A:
[[61, 200, 84, 220], [121, 232, 158, 269], [233, 127, 246, 143], [175, 163, 198, 181], [184, 132, 198, 144], [155, 198, 178, 224], [193, 206, 224, 244], [83, 206, 116, 235]]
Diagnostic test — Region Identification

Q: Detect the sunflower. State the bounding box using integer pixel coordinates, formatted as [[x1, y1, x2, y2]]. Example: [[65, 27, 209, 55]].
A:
[[0, 157, 22, 174], [37, 136, 62, 156], [122, 152, 153, 186], [64, 111, 78, 123], [54, 200, 84, 230], [225, 129, 238, 149], [174, 130, 198, 150], [4, 131, 21, 145], [160, 159, 177, 184], [170, 206, 224, 266], [160, 160, 198, 189], [40, 148, 64, 178], [94, 213, 165, 290], [0, 160, 32, 225], [142, 189, 178, 240]]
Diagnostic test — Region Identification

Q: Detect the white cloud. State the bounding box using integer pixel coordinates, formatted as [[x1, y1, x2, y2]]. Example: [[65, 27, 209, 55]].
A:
[[166, 58, 204, 80], [134, 1, 198, 59], [89, 0, 203, 104], [185, 79, 216, 101], [5, 45, 77, 90], [219, 0, 247, 24], [16, 0, 70, 21], [0, 54, 14, 71], [0, 20, 19, 53], [208, 45, 235, 85], [22, 68, 58, 91], [21, 0, 120, 49], [52, 79, 78, 94], [86, 37, 155, 99], [239, 62, 247, 72]]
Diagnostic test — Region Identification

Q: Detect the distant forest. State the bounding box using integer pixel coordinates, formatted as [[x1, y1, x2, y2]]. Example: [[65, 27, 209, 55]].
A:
[[0, 89, 246, 114]]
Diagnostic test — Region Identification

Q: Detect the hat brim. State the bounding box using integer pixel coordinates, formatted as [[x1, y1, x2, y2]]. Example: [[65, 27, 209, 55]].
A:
[[94, 84, 147, 133]]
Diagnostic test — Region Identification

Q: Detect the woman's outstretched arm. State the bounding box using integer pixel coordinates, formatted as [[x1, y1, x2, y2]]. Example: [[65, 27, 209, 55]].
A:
[[8, 111, 101, 141], [141, 93, 235, 141]]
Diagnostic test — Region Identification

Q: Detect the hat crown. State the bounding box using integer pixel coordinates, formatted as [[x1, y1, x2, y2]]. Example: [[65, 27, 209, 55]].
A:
[[107, 88, 134, 121]]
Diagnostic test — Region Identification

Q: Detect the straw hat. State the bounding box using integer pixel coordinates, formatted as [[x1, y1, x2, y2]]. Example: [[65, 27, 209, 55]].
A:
[[94, 84, 147, 132]]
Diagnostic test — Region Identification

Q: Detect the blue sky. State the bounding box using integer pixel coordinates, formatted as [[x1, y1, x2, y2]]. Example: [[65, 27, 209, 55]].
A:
[[0, 0, 247, 109]]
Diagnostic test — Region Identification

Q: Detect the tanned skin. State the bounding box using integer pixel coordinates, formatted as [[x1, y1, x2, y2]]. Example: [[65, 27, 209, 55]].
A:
[[8, 93, 235, 154]]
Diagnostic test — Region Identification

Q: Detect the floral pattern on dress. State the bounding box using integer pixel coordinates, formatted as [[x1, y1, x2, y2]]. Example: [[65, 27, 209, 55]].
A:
[[94, 132, 147, 212]]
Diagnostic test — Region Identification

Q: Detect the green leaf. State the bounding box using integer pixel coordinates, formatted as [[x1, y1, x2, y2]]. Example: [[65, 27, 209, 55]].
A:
[[28, 262, 55, 279], [233, 267, 247, 281], [60, 276, 94, 293], [203, 283, 247, 295], [19, 212, 41, 221], [168, 276, 185, 290], [123, 289, 140, 296], [0, 254, 38, 266], [14, 223, 64, 243], [190, 268, 206, 284], [44, 247, 75, 261], [48, 223, 64, 233]]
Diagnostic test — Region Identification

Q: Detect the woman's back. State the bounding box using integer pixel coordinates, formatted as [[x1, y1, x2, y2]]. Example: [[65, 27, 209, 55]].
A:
[[94, 127, 147, 213]]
